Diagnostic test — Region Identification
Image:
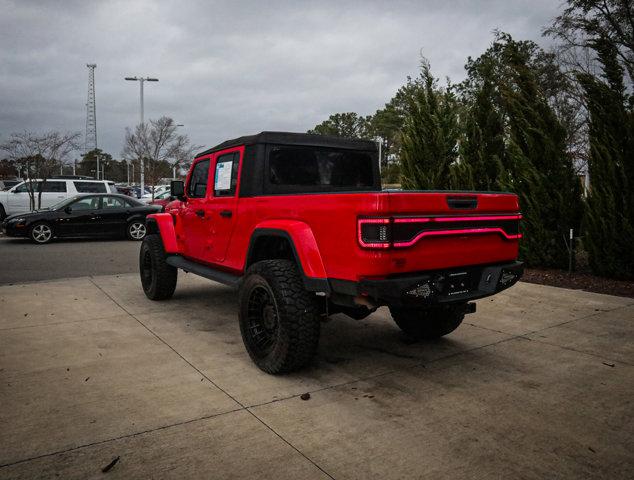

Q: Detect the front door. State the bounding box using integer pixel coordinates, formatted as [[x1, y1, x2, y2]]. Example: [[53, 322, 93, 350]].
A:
[[207, 148, 242, 263], [180, 157, 213, 261], [7, 182, 32, 213], [56, 196, 102, 237]]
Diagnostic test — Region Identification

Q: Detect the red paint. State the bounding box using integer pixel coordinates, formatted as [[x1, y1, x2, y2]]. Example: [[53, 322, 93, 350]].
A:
[[254, 219, 328, 278], [157, 142, 521, 283], [148, 213, 178, 253]]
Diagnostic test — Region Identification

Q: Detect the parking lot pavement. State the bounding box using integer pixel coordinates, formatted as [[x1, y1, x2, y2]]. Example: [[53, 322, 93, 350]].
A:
[[1, 274, 633, 479], [0, 236, 139, 285]]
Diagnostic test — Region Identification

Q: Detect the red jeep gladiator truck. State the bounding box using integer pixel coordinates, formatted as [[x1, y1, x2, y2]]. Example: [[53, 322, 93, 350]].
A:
[[140, 132, 522, 374]]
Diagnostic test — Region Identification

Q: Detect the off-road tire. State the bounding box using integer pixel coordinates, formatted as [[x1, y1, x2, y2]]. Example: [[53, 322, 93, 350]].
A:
[[389, 304, 465, 340], [239, 259, 320, 374], [29, 221, 53, 244], [127, 220, 147, 240], [139, 234, 177, 300]]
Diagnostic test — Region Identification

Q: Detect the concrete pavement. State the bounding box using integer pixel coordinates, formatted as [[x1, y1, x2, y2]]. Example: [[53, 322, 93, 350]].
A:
[[0, 273, 633, 479]]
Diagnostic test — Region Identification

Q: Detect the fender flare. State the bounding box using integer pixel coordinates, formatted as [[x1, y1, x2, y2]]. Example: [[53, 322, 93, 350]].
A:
[[247, 220, 330, 293], [146, 213, 178, 253]]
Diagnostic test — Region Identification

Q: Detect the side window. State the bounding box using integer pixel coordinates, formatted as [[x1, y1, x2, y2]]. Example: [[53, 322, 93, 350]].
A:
[[71, 196, 101, 210], [124, 199, 138, 208], [214, 152, 240, 197], [14, 183, 30, 193], [74, 181, 107, 193], [102, 196, 126, 209], [41, 181, 67, 193], [187, 159, 210, 198]]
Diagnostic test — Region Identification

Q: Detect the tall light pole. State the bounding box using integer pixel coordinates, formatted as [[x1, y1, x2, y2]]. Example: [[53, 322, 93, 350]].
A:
[[124, 76, 158, 194]]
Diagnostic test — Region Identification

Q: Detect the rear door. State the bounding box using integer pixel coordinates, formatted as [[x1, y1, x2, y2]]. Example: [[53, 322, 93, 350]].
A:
[[39, 181, 68, 208], [180, 157, 212, 260], [207, 148, 242, 263], [99, 196, 129, 236], [73, 181, 107, 195]]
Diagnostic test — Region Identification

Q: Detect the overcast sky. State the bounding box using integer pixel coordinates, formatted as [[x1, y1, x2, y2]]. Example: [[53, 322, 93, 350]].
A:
[[0, 0, 561, 160]]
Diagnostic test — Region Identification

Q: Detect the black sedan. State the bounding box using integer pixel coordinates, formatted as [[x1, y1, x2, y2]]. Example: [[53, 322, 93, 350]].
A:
[[1, 194, 162, 244]]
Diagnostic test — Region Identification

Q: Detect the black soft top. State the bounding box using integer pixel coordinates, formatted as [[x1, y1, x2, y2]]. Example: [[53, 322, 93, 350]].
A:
[[195, 131, 377, 158]]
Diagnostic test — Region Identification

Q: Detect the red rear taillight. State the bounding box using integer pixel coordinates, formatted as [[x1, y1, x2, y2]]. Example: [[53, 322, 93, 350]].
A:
[[358, 214, 522, 249], [358, 217, 391, 249]]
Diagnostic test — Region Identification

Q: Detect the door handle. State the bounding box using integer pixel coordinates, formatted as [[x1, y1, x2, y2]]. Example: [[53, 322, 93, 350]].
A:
[[195, 209, 205, 218], [220, 210, 232, 218]]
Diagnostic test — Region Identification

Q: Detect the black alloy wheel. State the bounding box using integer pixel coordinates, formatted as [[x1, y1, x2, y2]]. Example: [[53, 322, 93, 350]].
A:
[[244, 284, 280, 358]]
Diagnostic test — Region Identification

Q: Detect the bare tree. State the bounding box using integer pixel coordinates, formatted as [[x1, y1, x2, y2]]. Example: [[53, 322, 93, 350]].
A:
[[0, 131, 81, 209], [122, 117, 198, 197]]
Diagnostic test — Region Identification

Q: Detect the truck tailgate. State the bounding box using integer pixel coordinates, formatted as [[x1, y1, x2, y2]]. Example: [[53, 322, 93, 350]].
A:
[[382, 191, 520, 274]]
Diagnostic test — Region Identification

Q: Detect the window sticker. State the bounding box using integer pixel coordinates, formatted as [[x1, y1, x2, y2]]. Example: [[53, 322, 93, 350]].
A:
[[215, 161, 232, 191]]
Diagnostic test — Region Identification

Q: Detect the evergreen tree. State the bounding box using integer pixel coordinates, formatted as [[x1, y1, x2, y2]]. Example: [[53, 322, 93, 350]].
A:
[[459, 34, 582, 268], [458, 73, 506, 191], [400, 60, 460, 190], [577, 37, 634, 278]]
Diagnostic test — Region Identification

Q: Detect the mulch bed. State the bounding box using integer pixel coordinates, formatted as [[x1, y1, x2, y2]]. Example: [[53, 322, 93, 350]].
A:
[[522, 268, 634, 298]]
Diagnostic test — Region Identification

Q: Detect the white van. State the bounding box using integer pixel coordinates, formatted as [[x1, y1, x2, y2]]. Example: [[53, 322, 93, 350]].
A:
[[0, 179, 117, 219]]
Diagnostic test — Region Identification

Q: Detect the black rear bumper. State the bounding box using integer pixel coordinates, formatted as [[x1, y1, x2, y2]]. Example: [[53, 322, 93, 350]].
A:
[[330, 261, 523, 307]]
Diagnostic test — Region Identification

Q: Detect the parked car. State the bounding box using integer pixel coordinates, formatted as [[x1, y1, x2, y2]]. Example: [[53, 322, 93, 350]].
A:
[[148, 189, 173, 209], [140, 131, 523, 374], [0, 179, 21, 191], [0, 179, 117, 219], [142, 186, 171, 203], [116, 186, 136, 197], [130, 186, 151, 199], [1, 193, 161, 244]]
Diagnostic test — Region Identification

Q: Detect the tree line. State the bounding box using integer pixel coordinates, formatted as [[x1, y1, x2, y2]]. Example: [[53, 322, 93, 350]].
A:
[[308, 0, 634, 280], [0, 116, 197, 206]]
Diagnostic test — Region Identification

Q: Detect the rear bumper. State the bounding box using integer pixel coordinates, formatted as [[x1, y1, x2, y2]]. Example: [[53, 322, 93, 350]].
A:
[[329, 261, 523, 307]]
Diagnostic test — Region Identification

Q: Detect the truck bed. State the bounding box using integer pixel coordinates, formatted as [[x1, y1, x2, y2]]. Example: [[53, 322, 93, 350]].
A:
[[224, 190, 521, 282]]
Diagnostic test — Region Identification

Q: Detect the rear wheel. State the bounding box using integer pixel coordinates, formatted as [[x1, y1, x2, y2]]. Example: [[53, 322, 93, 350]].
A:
[[0, 204, 6, 221], [239, 259, 320, 374], [389, 304, 465, 340], [29, 222, 53, 244], [127, 220, 147, 240], [139, 234, 177, 300]]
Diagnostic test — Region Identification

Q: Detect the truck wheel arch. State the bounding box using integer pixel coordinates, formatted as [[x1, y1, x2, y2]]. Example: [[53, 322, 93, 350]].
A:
[[246, 222, 329, 293], [146, 214, 178, 253]]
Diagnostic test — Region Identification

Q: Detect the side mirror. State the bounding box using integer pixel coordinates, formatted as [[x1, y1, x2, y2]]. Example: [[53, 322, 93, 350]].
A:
[[64, 206, 72, 214], [171, 180, 186, 201]]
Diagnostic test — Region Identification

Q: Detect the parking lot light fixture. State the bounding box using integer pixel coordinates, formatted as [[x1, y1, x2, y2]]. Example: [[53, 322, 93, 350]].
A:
[[124, 75, 159, 194]]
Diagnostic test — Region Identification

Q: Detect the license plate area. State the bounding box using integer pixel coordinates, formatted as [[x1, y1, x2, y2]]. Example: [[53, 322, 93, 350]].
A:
[[442, 271, 472, 296]]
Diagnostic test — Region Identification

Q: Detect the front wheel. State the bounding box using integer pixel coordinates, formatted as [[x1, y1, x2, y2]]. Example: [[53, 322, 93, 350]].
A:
[[139, 234, 177, 300], [389, 304, 466, 340], [29, 222, 53, 244], [239, 259, 321, 374]]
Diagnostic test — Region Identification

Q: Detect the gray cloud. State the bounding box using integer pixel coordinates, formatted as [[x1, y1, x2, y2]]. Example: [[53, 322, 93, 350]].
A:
[[0, 0, 560, 159]]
